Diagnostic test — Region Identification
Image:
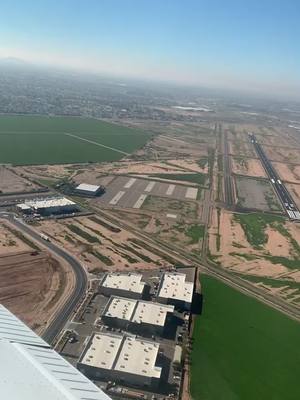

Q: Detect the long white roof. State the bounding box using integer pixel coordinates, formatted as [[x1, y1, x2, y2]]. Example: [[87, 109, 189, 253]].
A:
[[0, 305, 111, 400], [158, 272, 194, 304], [17, 196, 75, 210], [76, 183, 101, 193]]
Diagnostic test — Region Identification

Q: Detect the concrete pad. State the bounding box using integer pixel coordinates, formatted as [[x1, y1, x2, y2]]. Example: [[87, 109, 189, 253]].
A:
[[166, 213, 177, 219], [133, 194, 147, 209], [109, 191, 126, 205], [166, 184, 175, 195], [124, 178, 136, 189], [144, 181, 156, 192], [185, 187, 198, 199]]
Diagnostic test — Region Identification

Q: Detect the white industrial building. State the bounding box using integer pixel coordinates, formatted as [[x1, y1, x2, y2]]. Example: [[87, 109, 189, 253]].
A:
[[17, 196, 78, 216], [99, 273, 146, 299], [78, 332, 162, 388], [75, 183, 104, 197], [157, 272, 194, 310], [102, 296, 174, 335], [0, 304, 110, 400]]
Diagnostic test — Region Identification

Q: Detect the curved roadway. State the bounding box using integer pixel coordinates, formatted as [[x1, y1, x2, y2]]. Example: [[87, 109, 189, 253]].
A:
[[0, 213, 87, 344]]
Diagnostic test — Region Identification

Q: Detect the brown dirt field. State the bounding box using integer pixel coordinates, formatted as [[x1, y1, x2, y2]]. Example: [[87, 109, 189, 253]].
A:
[[35, 216, 172, 272], [287, 183, 300, 209], [0, 167, 39, 193], [15, 164, 75, 180], [0, 222, 31, 254], [232, 157, 266, 178], [228, 140, 256, 158], [272, 162, 300, 184], [0, 250, 73, 332], [150, 136, 208, 158], [208, 209, 295, 279], [263, 145, 300, 163], [167, 159, 208, 173]]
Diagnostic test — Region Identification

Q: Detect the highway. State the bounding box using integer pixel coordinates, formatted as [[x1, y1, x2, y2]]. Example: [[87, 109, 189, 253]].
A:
[[249, 133, 300, 220], [0, 213, 88, 344]]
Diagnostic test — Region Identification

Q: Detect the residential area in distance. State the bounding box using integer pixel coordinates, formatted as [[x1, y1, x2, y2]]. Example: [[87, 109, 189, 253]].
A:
[[0, 65, 300, 400]]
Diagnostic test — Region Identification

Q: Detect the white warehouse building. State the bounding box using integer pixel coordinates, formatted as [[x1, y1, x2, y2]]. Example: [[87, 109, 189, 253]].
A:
[[102, 296, 174, 336], [75, 183, 105, 197], [99, 273, 147, 299], [78, 333, 162, 389], [17, 196, 78, 216], [157, 272, 194, 310]]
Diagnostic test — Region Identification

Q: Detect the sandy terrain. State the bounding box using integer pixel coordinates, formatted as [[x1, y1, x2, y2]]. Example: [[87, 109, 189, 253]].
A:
[[263, 145, 300, 163], [232, 157, 266, 178], [35, 216, 172, 272], [148, 135, 208, 158], [272, 162, 300, 184], [15, 164, 76, 180], [0, 167, 39, 193], [209, 209, 299, 280], [166, 159, 208, 173], [0, 249, 73, 332], [0, 222, 32, 254]]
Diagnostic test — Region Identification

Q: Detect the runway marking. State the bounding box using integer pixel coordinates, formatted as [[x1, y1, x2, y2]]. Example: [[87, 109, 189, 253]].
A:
[[109, 191, 126, 205], [64, 132, 129, 156], [133, 194, 147, 209], [185, 187, 198, 199], [166, 184, 175, 196], [145, 181, 156, 192], [124, 178, 136, 189]]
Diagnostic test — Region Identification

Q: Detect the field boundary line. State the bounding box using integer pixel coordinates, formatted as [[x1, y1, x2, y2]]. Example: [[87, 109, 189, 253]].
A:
[[64, 132, 129, 156]]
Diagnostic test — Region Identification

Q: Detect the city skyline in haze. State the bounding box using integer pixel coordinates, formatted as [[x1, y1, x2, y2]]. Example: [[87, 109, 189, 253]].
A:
[[0, 0, 299, 100]]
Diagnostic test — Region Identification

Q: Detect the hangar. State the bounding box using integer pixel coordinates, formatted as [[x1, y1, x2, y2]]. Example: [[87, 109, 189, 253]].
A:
[[17, 196, 79, 216], [75, 183, 105, 197]]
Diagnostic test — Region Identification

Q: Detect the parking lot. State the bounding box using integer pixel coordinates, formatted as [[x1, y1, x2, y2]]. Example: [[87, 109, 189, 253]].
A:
[[96, 176, 199, 209]]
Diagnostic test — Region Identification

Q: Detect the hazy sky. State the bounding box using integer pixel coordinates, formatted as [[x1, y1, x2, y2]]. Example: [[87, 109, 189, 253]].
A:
[[0, 0, 299, 99]]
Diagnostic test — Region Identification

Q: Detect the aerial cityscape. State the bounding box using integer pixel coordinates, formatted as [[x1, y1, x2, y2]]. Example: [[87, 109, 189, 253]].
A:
[[0, 1, 299, 400]]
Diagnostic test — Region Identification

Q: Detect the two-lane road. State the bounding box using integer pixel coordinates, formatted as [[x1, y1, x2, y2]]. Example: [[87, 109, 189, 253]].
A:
[[0, 213, 88, 344]]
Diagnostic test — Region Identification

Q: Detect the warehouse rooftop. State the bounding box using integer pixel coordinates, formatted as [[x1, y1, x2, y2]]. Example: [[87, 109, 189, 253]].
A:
[[103, 296, 174, 327], [115, 336, 161, 378], [105, 297, 137, 320], [79, 332, 161, 379], [131, 301, 174, 327], [81, 332, 123, 370], [17, 196, 76, 210], [101, 273, 146, 295], [158, 272, 194, 304]]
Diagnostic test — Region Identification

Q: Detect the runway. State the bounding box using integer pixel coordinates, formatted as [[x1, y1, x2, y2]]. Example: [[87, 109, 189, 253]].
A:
[[249, 133, 300, 220]]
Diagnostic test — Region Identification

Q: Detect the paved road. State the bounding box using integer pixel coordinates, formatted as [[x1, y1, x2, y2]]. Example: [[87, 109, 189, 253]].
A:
[[0, 213, 88, 344], [249, 133, 300, 220]]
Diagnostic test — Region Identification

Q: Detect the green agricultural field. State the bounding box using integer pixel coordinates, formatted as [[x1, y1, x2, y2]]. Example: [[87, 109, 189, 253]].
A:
[[0, 115, 151, 164], [191, 275, 300, 400]]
